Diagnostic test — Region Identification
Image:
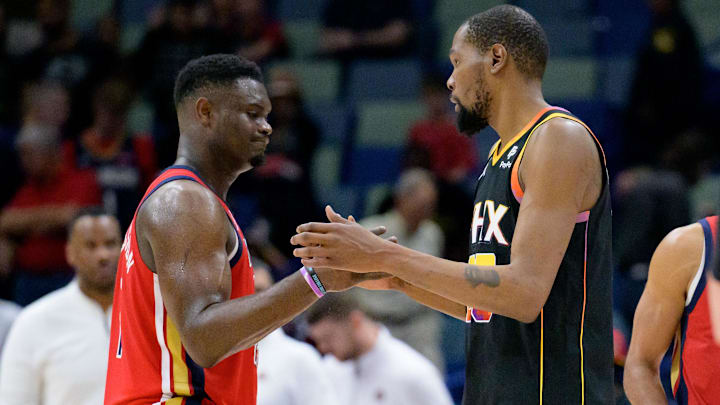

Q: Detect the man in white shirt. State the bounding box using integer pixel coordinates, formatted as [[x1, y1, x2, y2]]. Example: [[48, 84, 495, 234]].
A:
[[254, 264, 339, 405], [358, 168, 445, 371], [0, 299, 20, 368], [306, 291, 453, 405], [0, 209, 121, 405]]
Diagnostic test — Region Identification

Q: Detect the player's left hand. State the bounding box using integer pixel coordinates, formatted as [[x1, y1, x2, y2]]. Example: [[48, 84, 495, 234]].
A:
[[291, 205, 396, 273]]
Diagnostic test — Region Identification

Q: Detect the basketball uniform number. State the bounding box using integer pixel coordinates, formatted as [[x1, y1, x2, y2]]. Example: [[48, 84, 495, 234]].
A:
[[465, 253, 496, 323]]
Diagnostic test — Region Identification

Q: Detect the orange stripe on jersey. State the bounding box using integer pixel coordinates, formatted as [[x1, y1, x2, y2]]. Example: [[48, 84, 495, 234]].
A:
[[167, 315, 191, 396], [492, 106, 556, 166], [510, 113, 606, 203]]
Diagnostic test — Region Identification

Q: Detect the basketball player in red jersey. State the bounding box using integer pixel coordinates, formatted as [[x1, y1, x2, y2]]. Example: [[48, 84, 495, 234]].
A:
[[624, 216, 720, 404], [104, 54, 386, 405], [292, 6, 613, 404], [707, 233, 720, 346]]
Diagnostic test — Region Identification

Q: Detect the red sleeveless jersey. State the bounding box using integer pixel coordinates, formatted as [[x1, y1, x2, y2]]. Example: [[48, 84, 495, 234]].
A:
[[671, 216, 720, 405], [104, 166, 257, 405]]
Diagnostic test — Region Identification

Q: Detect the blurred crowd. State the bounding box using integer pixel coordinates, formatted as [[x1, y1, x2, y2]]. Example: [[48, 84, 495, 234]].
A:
[[0, 0, 718, 404]]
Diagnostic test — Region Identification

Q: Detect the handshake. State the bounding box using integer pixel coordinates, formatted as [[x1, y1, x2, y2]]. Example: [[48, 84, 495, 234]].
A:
[[289, 205, 404, 294]]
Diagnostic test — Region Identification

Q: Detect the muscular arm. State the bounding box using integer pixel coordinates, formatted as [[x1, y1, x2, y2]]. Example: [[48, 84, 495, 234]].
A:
[[293, 119, 601, 323], [708, 274, 720, 345], [624, 224, 703, 404], [395, 280, 466, 320], [139, 181, 371, 368]]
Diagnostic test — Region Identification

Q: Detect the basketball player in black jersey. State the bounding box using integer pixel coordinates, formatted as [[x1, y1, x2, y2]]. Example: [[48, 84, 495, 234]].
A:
[[291, 5, 613, 404]]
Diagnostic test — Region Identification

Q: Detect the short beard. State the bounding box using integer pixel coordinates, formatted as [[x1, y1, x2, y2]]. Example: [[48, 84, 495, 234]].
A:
[[456, 88, 491, 136], [250, 154, 266, 167]]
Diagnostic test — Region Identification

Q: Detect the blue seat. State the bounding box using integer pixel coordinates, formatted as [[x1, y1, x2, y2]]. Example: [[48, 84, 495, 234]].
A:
[[595, 0, 650, 57], [305, 102, 352, 145], [344, 147, 403, 186], [275, 0, 326, 21], [316, 186, 362, 218], [347, 59, 422, 102], [600, 56, 636, 108]]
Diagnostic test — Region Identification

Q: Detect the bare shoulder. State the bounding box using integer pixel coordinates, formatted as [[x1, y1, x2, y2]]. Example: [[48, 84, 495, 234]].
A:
[[653, 223, 704, 271], [139, 180, 224, 229], [527, 117, 597, 160], [649, 223, 704, 290], [135, 180, 229, 271], [519, 115, 601, 210]]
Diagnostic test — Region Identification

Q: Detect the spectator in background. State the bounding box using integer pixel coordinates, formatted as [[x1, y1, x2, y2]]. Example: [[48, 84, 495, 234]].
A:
[[625, 0, 703, 166], [18, 0, 123, 136], [0, 300, 20, 369], [356, 168, 445, 371], [0, 82, 70, 210], [211, 0, 288, 64], [0, 124, 101, 305], [0, 210, 120, 405], [319, 0, 414, 61], [404, 74, 477, 263], [234, 68, 321, 278], [265, 68, 320, 184], [405, 74, 477, 184], [130, 0, 228, 167], [254, 263, 339, 405], [63, 80, 157, 229], [307, 291, 453, 405], [0, 4, 15, 126]]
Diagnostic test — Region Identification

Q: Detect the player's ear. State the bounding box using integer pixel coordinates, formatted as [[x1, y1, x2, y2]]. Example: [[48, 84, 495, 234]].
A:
[[195, 97, 213, 127], [489, 43, 508, 74]]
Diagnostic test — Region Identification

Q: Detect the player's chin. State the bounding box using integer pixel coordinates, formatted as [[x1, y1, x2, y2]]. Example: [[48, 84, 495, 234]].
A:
[[249, 153, 266, 167]]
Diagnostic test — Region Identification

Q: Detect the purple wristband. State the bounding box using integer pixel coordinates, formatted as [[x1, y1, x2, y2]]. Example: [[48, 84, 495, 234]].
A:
[[300, 266, 325, 298]]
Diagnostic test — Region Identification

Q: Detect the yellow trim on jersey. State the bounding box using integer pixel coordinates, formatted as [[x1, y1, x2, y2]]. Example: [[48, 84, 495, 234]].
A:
[[512, 112, 586, 194], [488, 139, 501, 159], [539, 309, 544, 405], [166, 398, 184, 405], [166, 315, 191, 396], [670, 327, 682, 390], [491, 106, 557, 166], [491, 130, 527, 166]]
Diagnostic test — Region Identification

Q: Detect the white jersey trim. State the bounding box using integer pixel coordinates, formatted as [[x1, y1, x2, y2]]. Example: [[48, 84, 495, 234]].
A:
[[153, 274, 172, 401], [228, 229, 240, 262], [686, 242, 706, 307]]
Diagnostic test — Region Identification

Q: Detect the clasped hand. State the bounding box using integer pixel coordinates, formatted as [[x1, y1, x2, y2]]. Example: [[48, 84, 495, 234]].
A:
[[291, 205, 396, 275]]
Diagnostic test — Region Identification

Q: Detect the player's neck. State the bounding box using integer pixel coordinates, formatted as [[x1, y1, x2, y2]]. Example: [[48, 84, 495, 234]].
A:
[[78, 279, 114, 312], [356, 323, 380, 357], [174, 154, 243, 200], [490, 83, 549, 148]]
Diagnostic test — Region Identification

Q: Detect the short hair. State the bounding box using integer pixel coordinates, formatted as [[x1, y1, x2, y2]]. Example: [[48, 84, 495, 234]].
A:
[[465, 5, 549, 80], [306, 291, 364, 325], [66, 207, 116, 239], [173, 54, 263, 106]]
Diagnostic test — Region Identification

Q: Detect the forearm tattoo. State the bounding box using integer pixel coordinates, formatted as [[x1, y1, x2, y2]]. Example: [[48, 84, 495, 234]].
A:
[[464, 266, 500, 288]]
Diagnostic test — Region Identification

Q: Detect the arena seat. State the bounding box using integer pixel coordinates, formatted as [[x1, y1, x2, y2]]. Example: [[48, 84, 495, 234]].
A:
[[355, 101, 424, 148], [269, 61, 341, 103], [347, 59, 422, 102], [542, 57, 598, 100], [284, 20, 321, 59]]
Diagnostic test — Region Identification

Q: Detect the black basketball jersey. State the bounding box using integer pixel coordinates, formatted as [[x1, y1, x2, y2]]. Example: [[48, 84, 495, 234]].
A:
[[462, 107, 614, 404]]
